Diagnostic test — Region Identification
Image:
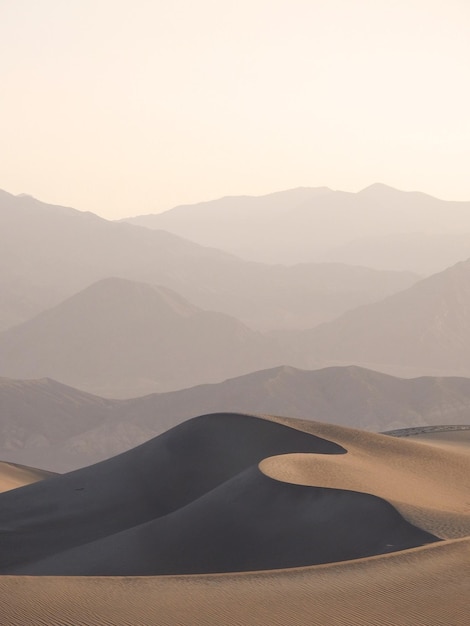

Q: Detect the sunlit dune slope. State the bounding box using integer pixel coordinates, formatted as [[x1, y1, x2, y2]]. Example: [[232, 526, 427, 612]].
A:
[[261, 415, 470, 538], [0, 460, 54, 493]]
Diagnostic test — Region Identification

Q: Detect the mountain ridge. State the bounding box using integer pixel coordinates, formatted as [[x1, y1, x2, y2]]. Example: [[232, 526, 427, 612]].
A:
[[3, 364, 470, 472], [0, 277, 283, 398], [123, 184, 470, 271], [0, 187, 417, 332]]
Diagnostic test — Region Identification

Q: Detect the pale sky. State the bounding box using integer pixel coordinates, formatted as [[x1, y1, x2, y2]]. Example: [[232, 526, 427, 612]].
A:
[[1, 0, 469, 218]]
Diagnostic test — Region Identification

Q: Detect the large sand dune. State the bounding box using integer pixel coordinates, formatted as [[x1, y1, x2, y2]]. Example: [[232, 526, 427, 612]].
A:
[[0, 413, 469, 623]]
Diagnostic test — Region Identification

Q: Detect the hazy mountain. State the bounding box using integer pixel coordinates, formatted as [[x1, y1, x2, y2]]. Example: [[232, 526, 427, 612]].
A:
[[0, 188, 417, 332], [219, 262, 418, 331], [0, 189, 247, 325], [319, 231, 470, 274], [0, 277, 283, 398], [124, 187, 334, 261], [0, 376, 115, 448], [293, 258, 470, 378], [124, 184, 470, 270], [2, 365, 470, 472]]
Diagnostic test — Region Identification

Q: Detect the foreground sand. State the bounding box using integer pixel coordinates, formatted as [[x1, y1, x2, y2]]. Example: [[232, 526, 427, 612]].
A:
[[1, 537, 469, 625], [0, 414, 469, 624]]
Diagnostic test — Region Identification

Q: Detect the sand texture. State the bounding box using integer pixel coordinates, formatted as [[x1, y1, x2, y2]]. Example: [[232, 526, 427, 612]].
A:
[[0, 413, 469, 624]]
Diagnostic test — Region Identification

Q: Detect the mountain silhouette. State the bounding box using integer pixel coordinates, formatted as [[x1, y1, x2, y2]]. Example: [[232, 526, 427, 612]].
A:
[[2, 365, 470, 472], [0, 277, 283, 397], [124, 184, 470, 270], [293, 258, 470, 377], [0, 188, 416, 332]]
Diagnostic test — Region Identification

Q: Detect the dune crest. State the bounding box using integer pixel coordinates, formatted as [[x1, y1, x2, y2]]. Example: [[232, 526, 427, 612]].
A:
[[258, 416, 470, 538], [0, 413, 469, 623]]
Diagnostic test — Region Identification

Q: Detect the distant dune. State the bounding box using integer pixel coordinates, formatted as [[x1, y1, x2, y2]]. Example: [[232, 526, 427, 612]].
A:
[[0, 413, 469, 624]]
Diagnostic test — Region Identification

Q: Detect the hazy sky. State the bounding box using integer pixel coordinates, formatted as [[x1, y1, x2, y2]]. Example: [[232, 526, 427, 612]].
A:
[[1, 0, 469, 218]]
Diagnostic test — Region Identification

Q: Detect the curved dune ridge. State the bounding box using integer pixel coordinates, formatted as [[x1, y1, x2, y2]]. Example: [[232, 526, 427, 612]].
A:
[[0, 413, 345, 572], [0, 413, 469, 624], [0, 460, 55, 493]]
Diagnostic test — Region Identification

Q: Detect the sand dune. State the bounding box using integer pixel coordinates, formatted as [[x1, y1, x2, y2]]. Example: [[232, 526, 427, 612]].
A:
[[0, 413, 343, 570], [1, 539, 469, 626], [10, 468, 436, 576], [0, 460, 54, 493], [0, 413, 469, 624]]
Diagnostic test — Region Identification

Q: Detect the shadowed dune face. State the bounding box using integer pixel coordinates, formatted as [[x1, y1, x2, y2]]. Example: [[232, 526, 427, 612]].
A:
[[0, 413, 344, 571], [0, 413, 450, 576], [12, 468, 436, 576]]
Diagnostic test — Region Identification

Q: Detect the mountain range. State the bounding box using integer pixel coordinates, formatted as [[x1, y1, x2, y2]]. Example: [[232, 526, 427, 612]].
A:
[[0, 277, 283, 397], [0, 188, 416, 333], [3, 184, 470, 456], [2, 365, 470, 472], [2, 249, 470, 395], [124, 184, 470, 272], [292, 257, 470, 378]]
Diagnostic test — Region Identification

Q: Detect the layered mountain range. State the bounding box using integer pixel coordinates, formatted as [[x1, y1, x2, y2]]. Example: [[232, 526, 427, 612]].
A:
[[2, 365, 470, 472], [0, 188, 416, 333], [124, 184, 470, 272], [289, 257, 470, 378], [2, 185, 470, 398]]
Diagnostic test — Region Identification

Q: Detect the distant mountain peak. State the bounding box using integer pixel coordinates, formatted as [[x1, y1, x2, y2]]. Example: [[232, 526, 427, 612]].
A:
[[17, 193, 37, 200], [358, 183, 402, 195], [61, 277, 201, 319]]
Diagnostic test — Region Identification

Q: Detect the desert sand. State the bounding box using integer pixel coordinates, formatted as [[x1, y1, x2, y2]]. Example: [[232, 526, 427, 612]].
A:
[[0, 460, 54, 494], [0, 413, 469, 624]]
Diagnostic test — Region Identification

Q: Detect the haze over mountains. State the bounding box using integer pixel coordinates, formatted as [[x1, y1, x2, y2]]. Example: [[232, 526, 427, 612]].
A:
[[124, 184, 470, 273], [0, 188, 416, 333], [2, 256, 470, 396], [0, 277, 284, 397], [2, 185, 470, 399], [293, 257, 470, 378], [3, 366, 470, 472]]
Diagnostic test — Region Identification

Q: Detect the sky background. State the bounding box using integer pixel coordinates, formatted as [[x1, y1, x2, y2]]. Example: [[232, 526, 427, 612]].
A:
[[1, 0, 469, 218]]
